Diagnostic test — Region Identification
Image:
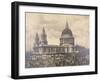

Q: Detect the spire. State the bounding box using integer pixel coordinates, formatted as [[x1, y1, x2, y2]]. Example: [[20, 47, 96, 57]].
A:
[[42, 27, 45, 35], [40, 27, 48, 45], [34, 33, 39, 46], [35, 33, 39, 41], [65, 21, 69, 29], [42, 24, 47, 35]]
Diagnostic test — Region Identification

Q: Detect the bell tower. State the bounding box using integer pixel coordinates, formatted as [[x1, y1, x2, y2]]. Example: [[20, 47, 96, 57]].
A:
[[40, 27, 48, 46], [34, 33, 40, 46]]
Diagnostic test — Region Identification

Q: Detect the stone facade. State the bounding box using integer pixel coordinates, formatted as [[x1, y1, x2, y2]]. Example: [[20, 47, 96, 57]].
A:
[[33, 22, 75, 54]]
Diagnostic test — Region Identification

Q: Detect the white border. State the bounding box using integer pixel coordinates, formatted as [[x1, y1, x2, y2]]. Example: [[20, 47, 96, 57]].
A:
[[19, 5, 95, 76]]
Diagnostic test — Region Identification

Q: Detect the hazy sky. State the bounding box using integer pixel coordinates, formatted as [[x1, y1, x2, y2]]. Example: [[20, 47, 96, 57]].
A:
[[25, 12, 89, 51]]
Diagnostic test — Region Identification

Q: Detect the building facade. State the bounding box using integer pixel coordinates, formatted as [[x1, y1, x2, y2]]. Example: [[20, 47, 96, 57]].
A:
[[25, 22, 89, 68], [33, 22, 75, 54], [26, 22, 78, 68]]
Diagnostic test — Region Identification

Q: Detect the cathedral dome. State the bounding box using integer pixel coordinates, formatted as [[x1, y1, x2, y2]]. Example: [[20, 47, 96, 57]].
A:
[[61, 22, 73, 38], [62, 27, 73, 36]]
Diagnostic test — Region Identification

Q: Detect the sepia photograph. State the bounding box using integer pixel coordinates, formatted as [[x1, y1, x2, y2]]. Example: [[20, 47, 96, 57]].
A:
[[25, 13, 89, 68]]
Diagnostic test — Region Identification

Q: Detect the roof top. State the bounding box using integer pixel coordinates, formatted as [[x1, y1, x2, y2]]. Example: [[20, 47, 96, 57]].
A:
[[61, 21, 73, 37]]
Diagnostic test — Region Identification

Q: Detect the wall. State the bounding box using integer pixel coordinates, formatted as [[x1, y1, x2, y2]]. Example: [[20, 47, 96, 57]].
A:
[[0, 0, 99, 81]]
